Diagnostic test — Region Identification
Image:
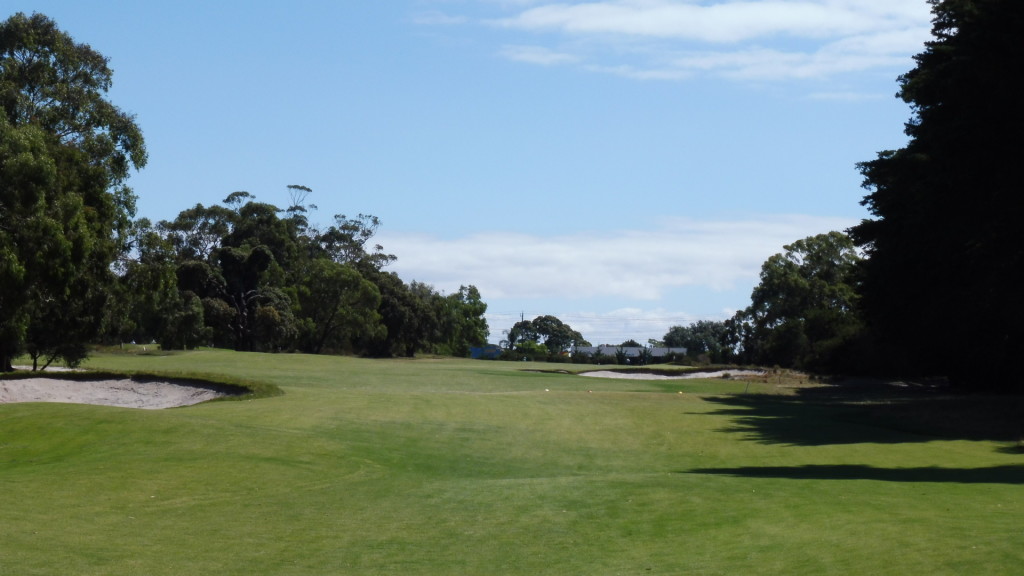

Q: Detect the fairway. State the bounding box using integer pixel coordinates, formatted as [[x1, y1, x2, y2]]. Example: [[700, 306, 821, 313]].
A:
[[2, 351, 1022, 575]]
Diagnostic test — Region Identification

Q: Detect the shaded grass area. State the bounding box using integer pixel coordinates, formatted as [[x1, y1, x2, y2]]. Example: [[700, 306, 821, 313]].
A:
[[2, 350, 1022, 575], [692, 464, 1024, 484], [703, 378, 1024, 445]]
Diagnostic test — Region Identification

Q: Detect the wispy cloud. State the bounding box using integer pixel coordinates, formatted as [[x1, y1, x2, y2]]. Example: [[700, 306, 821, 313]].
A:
[[418, 0, 933, 83], [500, 44, 580, 65], [378, 214, 856, 300], [490, 0, 925, 43], [667, 31, 923, 81], [380, 213, 856, 344], [808, 91, 888, 102], [584, 63, 694, 80], [411, 11, 469, 26]]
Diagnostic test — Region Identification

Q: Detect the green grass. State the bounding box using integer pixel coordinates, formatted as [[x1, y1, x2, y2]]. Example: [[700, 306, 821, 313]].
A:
[[2, 350, 1022, 575]]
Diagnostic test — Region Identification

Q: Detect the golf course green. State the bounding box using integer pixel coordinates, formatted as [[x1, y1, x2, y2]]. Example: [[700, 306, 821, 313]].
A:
[[2, 350, 1021, 574]]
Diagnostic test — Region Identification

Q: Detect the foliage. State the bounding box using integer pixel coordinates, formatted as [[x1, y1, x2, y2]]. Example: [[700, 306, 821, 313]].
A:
[[295, 258, 382, 354], [635, 346, 654, 365], [358, 275, 438, 357], [663, 320, 730, 363], [103, 187, 487, 358], [614, 347, 629, 365], [850, 0, 1024, 390], [505, 314, 590, 357], [0, 13, 145, 370], [159, 203, 233, 261], [502, 338, 549, 361], [436, 285, 489, 357], [0, 14, 488, 363], [731, 232, 864, 372]]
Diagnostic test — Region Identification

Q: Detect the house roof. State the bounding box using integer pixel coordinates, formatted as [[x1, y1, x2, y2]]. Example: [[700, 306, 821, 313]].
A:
[[574, 346, 687, 357]]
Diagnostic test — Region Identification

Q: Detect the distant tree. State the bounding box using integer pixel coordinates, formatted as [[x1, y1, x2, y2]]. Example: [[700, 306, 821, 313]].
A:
[[107, 219, 181, 345], [215, 245, 274, 351], [620, 339, 642, 348], [160, 291, 210, 350], [614, 347, 629, 365], [286, 184, 313, 210], [733, 232, 863, 371], [849, 0, 1024, 389], [125, 188, 483, 358], [590, 347, 609, 364], [158, 204, 234, 262], [295, 258, 382, 354], [636, 346, 654, 366], [513, 340, 548, 362], [201, 296, 235, 348], [317, 213, 396, 270], [437, 285, 489, 357], [663, 320, 728, 362], [252, 287, 298, 352], [223, 200, 298, 267], [505, 320, 538, 351], [1, 13, 146, 370], [506, 315, 589, 357], [358, 273, 436, 357]]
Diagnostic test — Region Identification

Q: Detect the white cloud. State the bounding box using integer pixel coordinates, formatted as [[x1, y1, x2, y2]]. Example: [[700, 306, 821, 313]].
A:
[[377, 214, 857, 300], [404, 213, 857, 344], [807, 91, 887, 102], [664, 28, 929, 80], [500, 44, 581, 65], [492, 0, 927, 43], [471, 1, 934, 83], [584, 63, 693, 80], [412, 11, 469, 26]]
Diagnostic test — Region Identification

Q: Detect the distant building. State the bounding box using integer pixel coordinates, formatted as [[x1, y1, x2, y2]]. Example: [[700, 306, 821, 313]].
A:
[[573, 345, 687, 358]]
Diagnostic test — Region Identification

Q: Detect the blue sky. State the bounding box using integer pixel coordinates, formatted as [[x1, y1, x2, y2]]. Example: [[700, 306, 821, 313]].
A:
[[10, 1, 933, 345]]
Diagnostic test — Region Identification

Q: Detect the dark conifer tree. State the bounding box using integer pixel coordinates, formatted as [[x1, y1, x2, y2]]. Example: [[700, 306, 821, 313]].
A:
[[851, 0, 1024, 389]]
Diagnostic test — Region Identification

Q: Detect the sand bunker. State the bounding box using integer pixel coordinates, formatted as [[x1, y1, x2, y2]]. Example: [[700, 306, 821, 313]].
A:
[[0, 377, 231, 409], [580, 369, 764, 380]]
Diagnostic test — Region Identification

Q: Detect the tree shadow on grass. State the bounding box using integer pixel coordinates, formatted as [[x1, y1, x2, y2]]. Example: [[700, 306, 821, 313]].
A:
[[688, 464, 1024, 484], [702, 379, 1024, 447]]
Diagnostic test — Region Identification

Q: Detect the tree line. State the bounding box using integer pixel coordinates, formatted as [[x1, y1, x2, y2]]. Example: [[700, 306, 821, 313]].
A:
[[0, 13, 486, 370], [5, 2, 1022, 392], [656, 231, 863, 372], [109, 191, 488, 360]]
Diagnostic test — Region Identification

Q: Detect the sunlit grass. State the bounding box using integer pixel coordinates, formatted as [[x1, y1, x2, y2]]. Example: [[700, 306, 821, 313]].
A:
[[2, 350, 1021, 575]]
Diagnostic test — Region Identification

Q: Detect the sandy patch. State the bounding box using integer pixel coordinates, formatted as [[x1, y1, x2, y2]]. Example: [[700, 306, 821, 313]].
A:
[[0, 377, 230, 409], [580, 369, 764, 380]]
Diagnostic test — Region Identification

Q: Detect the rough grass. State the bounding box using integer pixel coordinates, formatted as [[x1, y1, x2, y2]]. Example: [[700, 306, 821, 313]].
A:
[[1, 350, 1021, 575]]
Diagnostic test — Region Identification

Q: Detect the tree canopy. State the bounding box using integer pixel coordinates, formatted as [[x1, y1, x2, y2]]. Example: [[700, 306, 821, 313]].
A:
[[850, 0, 1024, 390], [504, 315, 589, 357], [0, 13, 489, 366], [105, 189, 487, 358], [663, 320, 729, 363], [730, 232, 863, 371], [1, 12, 146, 370]]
